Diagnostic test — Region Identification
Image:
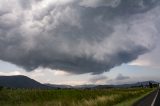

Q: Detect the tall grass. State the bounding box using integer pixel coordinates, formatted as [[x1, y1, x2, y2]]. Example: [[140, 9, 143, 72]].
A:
[[0, 88, 153, 106]]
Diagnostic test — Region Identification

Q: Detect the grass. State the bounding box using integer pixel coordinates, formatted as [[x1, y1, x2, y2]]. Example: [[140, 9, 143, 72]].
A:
[[0, 88, 154, 106], [114, 89, 153, 106]]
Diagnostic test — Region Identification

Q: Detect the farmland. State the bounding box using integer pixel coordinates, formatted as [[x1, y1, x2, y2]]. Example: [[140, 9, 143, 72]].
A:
[[0, 88, 154, 106]]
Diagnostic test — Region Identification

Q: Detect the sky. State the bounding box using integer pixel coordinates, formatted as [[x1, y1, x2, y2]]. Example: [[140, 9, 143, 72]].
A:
[[0, 0, 160, 85]]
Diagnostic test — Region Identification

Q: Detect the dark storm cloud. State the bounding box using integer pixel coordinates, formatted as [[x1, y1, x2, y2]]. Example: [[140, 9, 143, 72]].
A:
[[0, 0, 160, 74]]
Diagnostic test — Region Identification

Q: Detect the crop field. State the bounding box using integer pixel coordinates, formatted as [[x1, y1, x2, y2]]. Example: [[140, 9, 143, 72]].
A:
[[0, 88, 154, 106]]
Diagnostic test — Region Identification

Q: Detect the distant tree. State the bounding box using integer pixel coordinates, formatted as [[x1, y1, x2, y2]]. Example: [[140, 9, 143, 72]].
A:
[[0, 86, 3, 91], [140, 83, 144, 88], [149, 82, 153, 88]]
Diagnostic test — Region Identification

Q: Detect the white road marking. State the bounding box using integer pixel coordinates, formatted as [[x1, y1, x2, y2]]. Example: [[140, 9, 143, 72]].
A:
[[151, 89, 159, 106]]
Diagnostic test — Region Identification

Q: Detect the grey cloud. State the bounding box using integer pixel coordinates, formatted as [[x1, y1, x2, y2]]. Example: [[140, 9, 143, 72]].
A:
[[18, 0, 43, 9], [0, 9, 9, 16], [18, 0, 32, 9], [0, 0, 160, 74], [90, 75, 107, 83], [132, 35, 160, 68], [79, 0, 121, 8], [116, 74, 130, 80]]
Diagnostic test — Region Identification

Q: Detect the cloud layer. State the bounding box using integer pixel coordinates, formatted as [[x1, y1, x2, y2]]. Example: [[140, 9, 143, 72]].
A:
[[89, 75, 107, 84], [0, 0, 160, 74], [115, 74, 130, 80]]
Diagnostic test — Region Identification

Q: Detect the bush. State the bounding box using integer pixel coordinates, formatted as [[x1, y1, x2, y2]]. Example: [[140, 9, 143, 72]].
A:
[[0, 86, 3, 91]]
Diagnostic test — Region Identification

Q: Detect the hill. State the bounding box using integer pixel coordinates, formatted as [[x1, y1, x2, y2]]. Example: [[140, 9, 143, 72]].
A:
[[0, 75, 51, 89]]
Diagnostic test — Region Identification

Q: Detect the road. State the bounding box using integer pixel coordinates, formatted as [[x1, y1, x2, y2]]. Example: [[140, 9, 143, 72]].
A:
[[133, 89, 160, 106], [154, 89, 160, 106]]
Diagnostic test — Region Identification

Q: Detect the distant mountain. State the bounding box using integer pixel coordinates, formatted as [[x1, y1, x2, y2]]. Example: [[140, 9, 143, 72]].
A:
[[44, 84, 98, 89], [0, 75, 159, 89], [73, 84, 97, 89], [115, 81, 159, 88], [45, 84, 73, 89], [0, 75, 52, 89], [94, 81, 159, 89], [46, 81, 159, 89]]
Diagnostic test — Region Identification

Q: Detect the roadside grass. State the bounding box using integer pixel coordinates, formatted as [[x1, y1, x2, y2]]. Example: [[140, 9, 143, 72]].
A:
[[0, 88, 154, 106]]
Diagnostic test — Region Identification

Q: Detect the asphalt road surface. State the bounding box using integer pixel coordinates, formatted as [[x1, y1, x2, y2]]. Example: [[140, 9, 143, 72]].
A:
[[133, 89, 159, 106], [154, 89, 160, 106]]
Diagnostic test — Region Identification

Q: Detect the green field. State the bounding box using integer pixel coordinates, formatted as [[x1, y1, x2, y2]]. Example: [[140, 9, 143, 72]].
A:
[[0, 88, 154, 106]]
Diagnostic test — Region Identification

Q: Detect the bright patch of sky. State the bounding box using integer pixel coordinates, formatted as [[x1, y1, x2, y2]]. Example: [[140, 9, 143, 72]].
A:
[[0, 60, 160, 85]]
